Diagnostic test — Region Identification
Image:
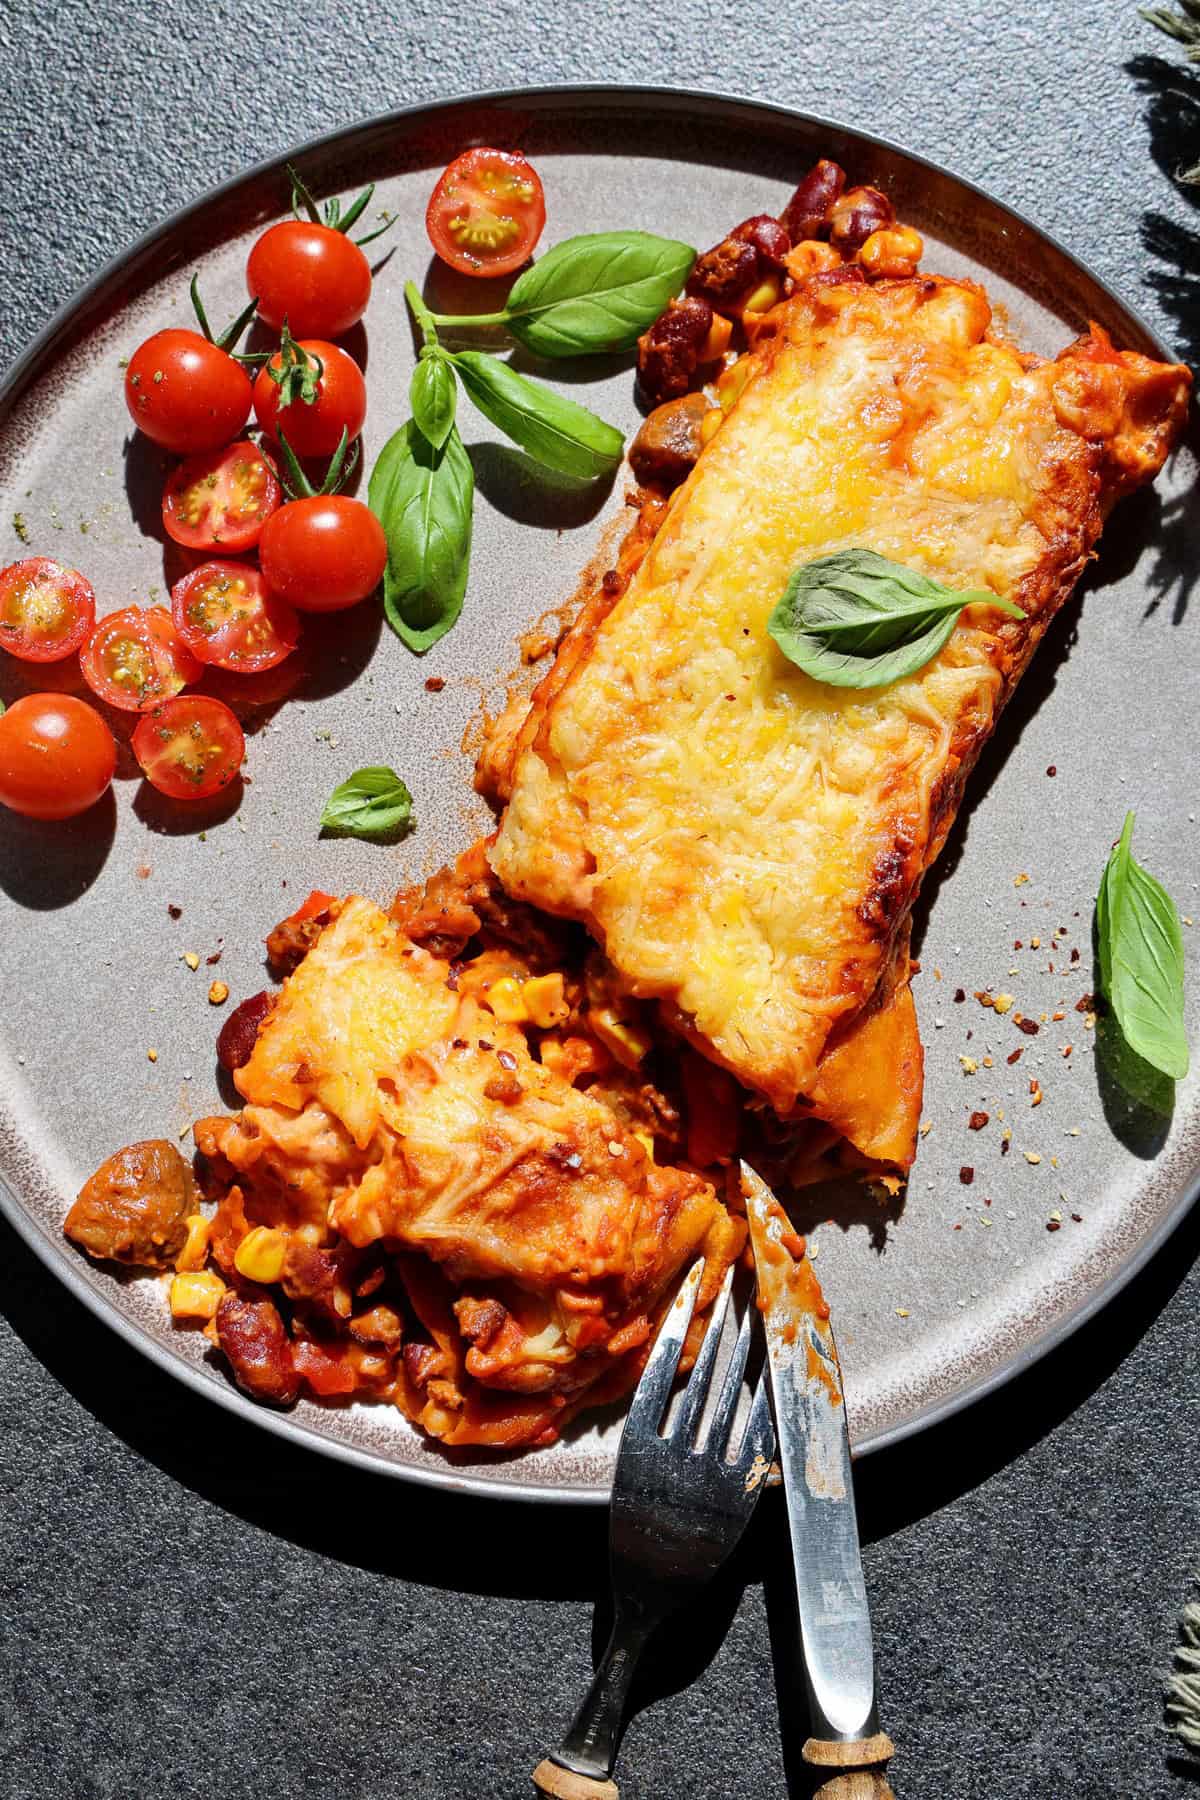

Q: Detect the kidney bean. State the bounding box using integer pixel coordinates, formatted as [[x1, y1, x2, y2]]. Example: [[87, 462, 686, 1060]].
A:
[[829, 186, 895, 253], [216, 1292, 299, 1406], [731, 214, 792, 267], [779, 159, 846, 241], [686, 236, 761, 308], [216, 990, 273, 1072], [636, 295, 714, 406]]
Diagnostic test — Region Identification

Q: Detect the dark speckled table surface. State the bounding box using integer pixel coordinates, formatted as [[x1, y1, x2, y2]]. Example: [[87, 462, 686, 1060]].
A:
[[5, 5, 1200, 1797]]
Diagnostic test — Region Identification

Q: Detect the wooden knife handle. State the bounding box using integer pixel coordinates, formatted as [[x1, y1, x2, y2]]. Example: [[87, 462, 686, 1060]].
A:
[[531, 1758, 619, 1800], [803, 1732, 896, 1798]]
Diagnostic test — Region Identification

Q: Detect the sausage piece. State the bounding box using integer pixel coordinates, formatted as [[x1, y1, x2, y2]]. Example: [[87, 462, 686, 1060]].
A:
[[65, 1140, 195, 1268], [630, 392, 711, 491], [216, 1293, 299, 1406]]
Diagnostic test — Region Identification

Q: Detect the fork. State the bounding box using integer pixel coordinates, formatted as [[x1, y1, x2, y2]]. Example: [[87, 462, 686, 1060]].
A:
[[531, 1259, 775, 1800]]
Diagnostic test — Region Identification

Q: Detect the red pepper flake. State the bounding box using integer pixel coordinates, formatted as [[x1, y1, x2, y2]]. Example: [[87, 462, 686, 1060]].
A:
[[959, 1166, 975, 1185], [953, 1222, 962, 1231], [953, 987, 965, 1003], [983, 1196, 992, 1206], [478, 1039, 494, 1053], [451, 1038, 468, 1050], [968, 1111, 989, 1131], [206, 950, 222, 966], [1015, 1016, 1040, 1036], [1062, 1043, 1073, 1057], [1046, 1219, 1061, 1232], [1001, 1138, 1011, 1156], [496, 1049, 518, 1071], [1071, 1212, 1083, 1223], [1075, 993, 1094, 1013], [1007, 1047, 1023, 1065], [1052, 1009, 1065, 1022], [424, 676, 446, 692], [136, 865, 151, 880], [1013, 940, 1023, 951], [1046, 765, 1057, 777], [1070, 947, 1081, 964], [167, 903, 182, 920]]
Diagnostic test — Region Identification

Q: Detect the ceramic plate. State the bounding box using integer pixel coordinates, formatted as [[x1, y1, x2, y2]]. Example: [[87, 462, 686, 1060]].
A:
[[2, 86, 1196, 1502]]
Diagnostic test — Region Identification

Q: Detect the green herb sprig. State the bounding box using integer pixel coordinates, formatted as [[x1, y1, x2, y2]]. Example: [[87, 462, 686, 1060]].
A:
[[1096, 812, 1189, 1080], [767, 549, 1026, 689], [319, 767, 415, 841], [369, 233, 694, 654]]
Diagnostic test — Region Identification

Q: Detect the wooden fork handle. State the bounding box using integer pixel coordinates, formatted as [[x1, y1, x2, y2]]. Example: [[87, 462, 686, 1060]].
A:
[[803, 1732, 896, 1798], [531, 1758, 619, 1799]]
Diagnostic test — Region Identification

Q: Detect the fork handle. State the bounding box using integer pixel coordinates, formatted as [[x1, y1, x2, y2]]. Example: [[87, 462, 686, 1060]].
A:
[[803, 1732, 896, 1798], [531, 1610, 652, 1799]]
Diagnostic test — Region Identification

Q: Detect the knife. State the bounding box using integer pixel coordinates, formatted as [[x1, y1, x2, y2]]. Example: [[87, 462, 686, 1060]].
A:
[[741, 1160, 896, 1799]]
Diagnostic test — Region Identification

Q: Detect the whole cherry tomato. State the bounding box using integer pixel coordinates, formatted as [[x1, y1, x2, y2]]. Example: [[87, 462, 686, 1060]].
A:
[[0, 693, 116, 820], [247, 222, 372, 340], [259, 496, 387, 612], [252, 338, 366, 459], [125, 330, 252, 454]]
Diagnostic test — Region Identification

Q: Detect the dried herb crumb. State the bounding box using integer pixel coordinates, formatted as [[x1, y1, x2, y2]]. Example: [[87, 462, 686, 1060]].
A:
[[12, 512, 29, 544]]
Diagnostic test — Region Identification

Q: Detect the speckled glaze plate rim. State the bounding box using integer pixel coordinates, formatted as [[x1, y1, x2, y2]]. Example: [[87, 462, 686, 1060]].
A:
[[1, 81, 1195, 1506]]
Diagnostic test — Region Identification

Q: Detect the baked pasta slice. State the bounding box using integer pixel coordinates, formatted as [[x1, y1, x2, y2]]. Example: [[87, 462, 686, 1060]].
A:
[[489, 270, 1190, 1172], [193, 893, 740, 1447]]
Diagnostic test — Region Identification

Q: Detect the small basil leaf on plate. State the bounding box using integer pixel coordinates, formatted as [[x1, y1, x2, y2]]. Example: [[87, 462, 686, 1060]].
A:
[[452, 351, 624, 480], [1096, 811, 1189, 1080], [501, 231, 696, 358], [410, 351, 457, 451], [368, 420, 473, 653], [768, 547, 1025, 688], [319, 767, 415, 842]]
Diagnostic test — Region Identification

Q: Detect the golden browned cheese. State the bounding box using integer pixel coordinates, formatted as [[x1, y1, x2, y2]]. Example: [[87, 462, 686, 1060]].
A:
[[198, 896, 740, 1447], [489, 272, 1190, 1160]]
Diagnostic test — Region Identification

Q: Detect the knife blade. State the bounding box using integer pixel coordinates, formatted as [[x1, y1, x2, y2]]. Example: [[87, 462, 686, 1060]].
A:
[[741, 1160, 895, 1789]]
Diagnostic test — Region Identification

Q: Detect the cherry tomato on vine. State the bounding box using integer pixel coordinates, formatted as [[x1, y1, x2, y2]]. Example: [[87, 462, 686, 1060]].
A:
[[247, 223, 372, 340], [0, 693, 116, 820], [162, 441, 281, 553], [258, 497, 387, 613], [125, 331, 252, 454], [426, 148, 546, 278], [0, 558, 96, 662], [252, 339, 366, 459], [80, 607, 202, 712], [170, 561, 299, 672], [132, 695, 245, 800]]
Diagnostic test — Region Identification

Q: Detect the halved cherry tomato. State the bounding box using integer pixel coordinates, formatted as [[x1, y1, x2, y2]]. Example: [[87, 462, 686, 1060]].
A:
[[0, 557, 96, 662], [247, 223, 372, 340], [162, 441, 281, 553], [170, 561, 299, 672], [80, 607, 203, 712], [132, 695, 245, 800], [258, 496, 386, 612], [252, 340, 366, 459], [0, 693, 116, 820], [125, 330, 252, 454], [426, 148, 546, 278]]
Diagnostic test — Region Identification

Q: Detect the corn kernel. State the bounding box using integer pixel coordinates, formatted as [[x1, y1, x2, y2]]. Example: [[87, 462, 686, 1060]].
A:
[[858, 225, 924, 279], [234, 1225, 286, 1284], [170, 1270, 226, 1321], [784, 241, 841, 280], [175, 1212, 212, 1272], [699, 409, 724, 447], [483, 976, 528, 1023], [698, 313, 733, 362], [742, 275, 781, 315], [591, 1008, 652, 1068], [523, 973, 570, 1029]]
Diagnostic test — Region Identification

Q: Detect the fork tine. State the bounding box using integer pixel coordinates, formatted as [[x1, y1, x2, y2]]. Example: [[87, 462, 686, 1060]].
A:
[[669, 1263, 735, 1444], [622, 1257, 705, 1438], [729, 1366, 774, 1468], [702, 1299, 754, 1456]]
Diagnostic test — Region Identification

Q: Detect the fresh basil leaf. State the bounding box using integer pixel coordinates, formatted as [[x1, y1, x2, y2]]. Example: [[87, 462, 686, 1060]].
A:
[[410, 351, 457, 451], [768, 548, 1025, 688], [1096, 811, 1189, 1080], [500, 231, 696, 358], [368, 420, 473, 653], [452, 351, 623, 480], [319, 766, 415, 842]]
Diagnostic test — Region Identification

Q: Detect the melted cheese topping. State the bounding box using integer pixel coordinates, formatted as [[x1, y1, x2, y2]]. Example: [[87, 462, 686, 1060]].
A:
[[492, 275, 1178, 1113]]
